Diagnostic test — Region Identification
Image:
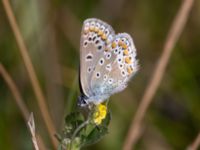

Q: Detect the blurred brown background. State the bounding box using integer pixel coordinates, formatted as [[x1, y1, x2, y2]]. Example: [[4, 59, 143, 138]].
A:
[[0, 0, 200, 149]]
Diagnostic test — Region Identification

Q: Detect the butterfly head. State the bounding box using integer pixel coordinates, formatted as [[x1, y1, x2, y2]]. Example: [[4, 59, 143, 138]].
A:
[[77, 94, 88, 107]]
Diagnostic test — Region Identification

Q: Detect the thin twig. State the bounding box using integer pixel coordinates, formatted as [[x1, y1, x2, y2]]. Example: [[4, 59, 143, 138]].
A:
[[123, 0, 194, 149], [1, 0, 58, 148], [187, 132, 200, 150], [0, 64, 46, 150], [28, 113, 40, 150]]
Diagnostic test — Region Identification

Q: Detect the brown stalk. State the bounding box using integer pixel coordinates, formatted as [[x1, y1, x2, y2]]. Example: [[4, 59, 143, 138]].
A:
[[123, 0, 194, 149], [2, 0, 58, 148], [0, 64, 29, 121], [188, 132, 200, 150], [28, 113, 40, 150], [0, 64, 46, 150]]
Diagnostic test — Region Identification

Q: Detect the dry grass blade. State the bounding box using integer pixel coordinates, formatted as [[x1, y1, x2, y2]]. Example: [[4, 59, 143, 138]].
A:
[[123, 0, 194, 149], [188, 132, 200, 150], [2, 0, 58, 148], [0, 63, 29, 120], [0, 64, 46, 150], [28, 113, 39, 150]]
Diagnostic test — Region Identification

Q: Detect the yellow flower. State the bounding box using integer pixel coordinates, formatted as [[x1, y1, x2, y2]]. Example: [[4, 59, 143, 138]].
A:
[[93, 103, 107, 125]]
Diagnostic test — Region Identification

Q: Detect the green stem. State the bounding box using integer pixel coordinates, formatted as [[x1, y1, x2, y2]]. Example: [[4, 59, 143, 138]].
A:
[[68, 120, 90, 150], [72, 120, 90, 140]]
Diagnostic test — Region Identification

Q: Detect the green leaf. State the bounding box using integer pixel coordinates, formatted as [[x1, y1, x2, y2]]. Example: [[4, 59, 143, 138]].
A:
[[64, 112, 85, 137], [65, 112, 84, 124], [57, 144, 63, 150], [83, 125, 108, 146], [102, 111, 111, 126], [80, 111, 111, 147]]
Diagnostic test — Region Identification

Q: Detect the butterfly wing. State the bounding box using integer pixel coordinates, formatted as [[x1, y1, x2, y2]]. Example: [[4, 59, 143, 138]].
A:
[[102, 33, 138, 94], [79, 18, 115, 97], [89, 33, 138, 104]]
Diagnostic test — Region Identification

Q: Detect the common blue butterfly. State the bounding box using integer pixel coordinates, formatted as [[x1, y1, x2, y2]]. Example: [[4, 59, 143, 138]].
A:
[[78, 18, 138, 106]]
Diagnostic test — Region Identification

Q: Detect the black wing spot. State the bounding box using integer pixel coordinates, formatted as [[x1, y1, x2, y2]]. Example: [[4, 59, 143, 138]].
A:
[[95, 40, 99, 44], [86, 54, 93, 61], [98, 45, 102, 50], [93, 36, 96, 41], [84, 41, 88, 46], [96, 72, 101, 78]]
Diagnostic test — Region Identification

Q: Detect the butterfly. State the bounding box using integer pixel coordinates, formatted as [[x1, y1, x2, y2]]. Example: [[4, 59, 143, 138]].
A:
[[78, 18, 138, 106]]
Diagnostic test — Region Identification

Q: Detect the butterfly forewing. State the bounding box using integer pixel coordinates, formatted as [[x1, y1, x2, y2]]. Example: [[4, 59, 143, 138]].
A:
[[80, 18, 115, 97]]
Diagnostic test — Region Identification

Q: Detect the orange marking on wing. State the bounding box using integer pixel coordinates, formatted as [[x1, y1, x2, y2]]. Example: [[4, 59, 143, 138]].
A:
[[112, 42, 117, 49], [123, 49, 129, 55]]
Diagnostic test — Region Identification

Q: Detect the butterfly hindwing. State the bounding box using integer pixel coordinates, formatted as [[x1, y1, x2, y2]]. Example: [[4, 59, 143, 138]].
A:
[[101, 33, 138, 95], [91, 33, 138, 97]]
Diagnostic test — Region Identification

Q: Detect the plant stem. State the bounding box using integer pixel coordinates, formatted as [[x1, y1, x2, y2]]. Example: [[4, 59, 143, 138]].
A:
[[1, 0, 58, 148], [72, 120, 90, 140], [66, 119, 90, 150]]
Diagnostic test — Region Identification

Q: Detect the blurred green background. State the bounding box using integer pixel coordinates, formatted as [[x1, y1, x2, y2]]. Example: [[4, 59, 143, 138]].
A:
[[0, 0, 200, 149]]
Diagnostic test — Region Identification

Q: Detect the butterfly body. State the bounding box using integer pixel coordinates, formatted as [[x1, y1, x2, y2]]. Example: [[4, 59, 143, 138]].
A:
[[79, 18, 138, 106]]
